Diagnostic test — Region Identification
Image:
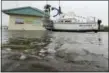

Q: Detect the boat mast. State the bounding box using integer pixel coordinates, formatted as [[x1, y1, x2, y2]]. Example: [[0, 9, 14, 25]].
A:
[[58, 0, 62, 15]]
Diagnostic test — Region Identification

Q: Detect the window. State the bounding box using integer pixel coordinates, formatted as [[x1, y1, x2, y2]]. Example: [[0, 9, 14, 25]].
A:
[[24, 18, 41, 24], [59, 20, 63, 23], [80, 24, 92, 27], [65, 20, 71, 23], [15, 18, 24, 24], [33, 20, 41, 24]]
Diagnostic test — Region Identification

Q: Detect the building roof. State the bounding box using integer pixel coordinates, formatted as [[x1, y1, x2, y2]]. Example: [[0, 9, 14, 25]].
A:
[[2, 6, 49, 17]]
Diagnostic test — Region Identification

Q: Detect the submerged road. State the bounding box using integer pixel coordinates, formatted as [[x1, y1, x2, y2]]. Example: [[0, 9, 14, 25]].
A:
[[1, 30, 108, 72]]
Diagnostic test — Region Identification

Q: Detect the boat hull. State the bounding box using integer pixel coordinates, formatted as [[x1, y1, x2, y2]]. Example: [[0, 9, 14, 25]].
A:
[[48, 29, 98, 32], [51, 23, 99, 32]]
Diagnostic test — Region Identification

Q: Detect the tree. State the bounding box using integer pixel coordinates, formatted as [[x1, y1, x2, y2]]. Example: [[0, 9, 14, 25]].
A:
[[44, 4, 51, 16]]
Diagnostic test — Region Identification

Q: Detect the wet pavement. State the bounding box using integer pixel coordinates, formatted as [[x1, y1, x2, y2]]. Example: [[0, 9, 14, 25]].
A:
[[1, 29, 108, 72]]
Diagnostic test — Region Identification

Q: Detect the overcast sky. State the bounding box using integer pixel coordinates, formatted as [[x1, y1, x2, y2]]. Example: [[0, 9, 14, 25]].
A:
[[2, 1, 108, 26]]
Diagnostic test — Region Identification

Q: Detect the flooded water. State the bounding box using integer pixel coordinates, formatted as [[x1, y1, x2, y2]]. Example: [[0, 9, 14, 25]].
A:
[[1, 29, 108, 72]]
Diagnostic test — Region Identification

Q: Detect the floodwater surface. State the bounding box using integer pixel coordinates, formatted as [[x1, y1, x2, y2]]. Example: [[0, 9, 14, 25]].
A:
[[1, 29, 108, 72]]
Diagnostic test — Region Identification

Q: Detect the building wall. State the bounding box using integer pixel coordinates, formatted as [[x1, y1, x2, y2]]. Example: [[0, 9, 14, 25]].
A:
[[8, 15, 46, 30]]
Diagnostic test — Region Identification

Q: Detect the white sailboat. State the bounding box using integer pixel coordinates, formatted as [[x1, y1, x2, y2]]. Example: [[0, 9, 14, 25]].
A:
[[43, 1, 102, 32], [43, 12, 101, 32], [51, 12, 100, 32]]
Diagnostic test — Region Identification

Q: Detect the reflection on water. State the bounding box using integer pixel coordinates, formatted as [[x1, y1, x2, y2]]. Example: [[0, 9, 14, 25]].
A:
[[8, 30, 49, 38], [2, 30, 51, 43], [50, 32, 108, 57], [1, 29, 108, 72]]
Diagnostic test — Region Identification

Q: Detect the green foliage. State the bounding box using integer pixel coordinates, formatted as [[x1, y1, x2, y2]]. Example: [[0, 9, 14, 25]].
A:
[[100, 25, 109, 32]]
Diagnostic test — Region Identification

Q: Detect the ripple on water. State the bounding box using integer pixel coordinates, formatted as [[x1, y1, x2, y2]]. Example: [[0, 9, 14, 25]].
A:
[[1, 30, 108, 71]]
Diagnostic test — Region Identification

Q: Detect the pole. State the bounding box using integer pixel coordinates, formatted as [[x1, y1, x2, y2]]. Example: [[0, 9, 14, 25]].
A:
[[46, 0, 48, 4], [59, 0, 60, 6]]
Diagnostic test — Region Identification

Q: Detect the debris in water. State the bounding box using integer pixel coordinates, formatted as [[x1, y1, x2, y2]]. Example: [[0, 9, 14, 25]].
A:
[[47, 48, 56, 54], [39, 53, 45, 57], [39, 49, 46, 53], [24, 49, 29, 53], [20, 54, 27, 60], [5, 48, 12, 52]]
